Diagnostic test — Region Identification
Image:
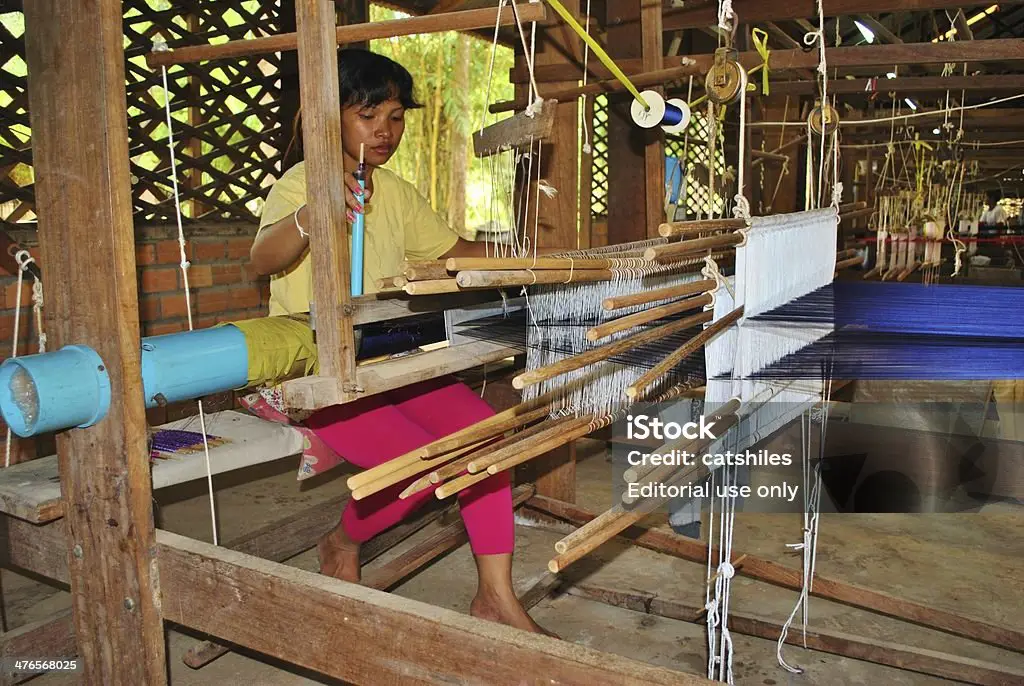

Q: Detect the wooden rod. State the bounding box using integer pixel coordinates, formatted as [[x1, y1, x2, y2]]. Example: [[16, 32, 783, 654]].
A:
[[345, 402, 551, 491], [489, 66, 697, 113], [512, 310, 713, 390], [147, 4, 547, 67], [835, 255, 865, 271], [750, 149, 788, 163], [657, 217, 747, 238], [838, 201, 868, 214], [586, 293, 713, 342], [897, 261, 920, 282], [403, 278, 465, 295], [626, 306, 744, 400], [644, 232, 743, 260], [839, 206, 876, 223], [835, 248, 859, 261], [446, 256, 643, 271], [456, 268, 621, 288], [485, 416, 601, 475], [750, 133, 807, 167], [603, 278, 716, 310], [402, 260, 451, 281], [469, 416, 592, 474], [428, 416, 560, 485], [351, 439, 490, 501]]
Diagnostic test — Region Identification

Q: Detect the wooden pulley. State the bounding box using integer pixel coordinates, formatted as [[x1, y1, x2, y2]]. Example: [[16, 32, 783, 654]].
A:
[[704, 47, 747, 105], [808, 101, 839, 136]]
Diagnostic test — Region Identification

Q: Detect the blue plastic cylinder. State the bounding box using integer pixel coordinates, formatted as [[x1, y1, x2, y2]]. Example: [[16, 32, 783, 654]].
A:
[[140, 325, 249, 408], [0, 345, 111, 437]]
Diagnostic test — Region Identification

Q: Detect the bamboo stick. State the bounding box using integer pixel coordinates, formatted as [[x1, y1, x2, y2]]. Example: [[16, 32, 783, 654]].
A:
[[429, 415, 561, 484], [456, 268, 619, 288], [643, 232, 743, 261], [434, 469, 493, 500], [603, 278, 716, 311], [402, 260, 451, 281], [403, 278, 464, 295], [837, 201, 868, 214], [626, 307, 744, 400], [376, 275, 404, 290], [512, 310, 713, 390], [839, 206, 876, 223], [657, 217, 747, 238], [468, 415, 586, 474], [862, 265, 883, 280], [896, 261, 920, 282], [835, 248, 859, 261], [345, 402, 551, 491], [485, 416, 601, 475], [835, 255, 865, 272], [446, 256, 644, 271], [489, 66, 696, 113], [147, 4, 547, 67], [351, 439, 489, 501], [751, 134, 807, 168], [586, 293, 713, 342]]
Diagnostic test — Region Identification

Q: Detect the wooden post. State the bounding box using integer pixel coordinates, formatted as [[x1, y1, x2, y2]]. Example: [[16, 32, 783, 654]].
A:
[[606, 0, 650, 245], [640, 0, 664, 237], [515, 6, 583, 503], [295, 0, 359, 399], [22, 1, 168, 683]]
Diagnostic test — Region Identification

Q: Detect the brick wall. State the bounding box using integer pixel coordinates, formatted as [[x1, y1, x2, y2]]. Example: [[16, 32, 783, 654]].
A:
[[0, 221, 270, 462]]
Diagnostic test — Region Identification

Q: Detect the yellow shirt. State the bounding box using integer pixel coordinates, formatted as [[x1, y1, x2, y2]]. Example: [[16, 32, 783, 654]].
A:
[[258, 162, 459, 316]]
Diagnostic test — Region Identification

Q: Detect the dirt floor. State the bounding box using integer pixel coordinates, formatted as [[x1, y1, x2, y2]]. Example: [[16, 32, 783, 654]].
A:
[[4, 437, 1023, 685]]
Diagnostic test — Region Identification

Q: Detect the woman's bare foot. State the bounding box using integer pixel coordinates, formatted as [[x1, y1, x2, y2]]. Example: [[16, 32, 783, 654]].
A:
[[470, 589, 559, 638], [317, 524, 361, 583]]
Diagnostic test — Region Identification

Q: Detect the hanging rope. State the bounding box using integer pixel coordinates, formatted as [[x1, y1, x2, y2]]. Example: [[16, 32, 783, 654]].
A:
[[3, 249, 45, 469]]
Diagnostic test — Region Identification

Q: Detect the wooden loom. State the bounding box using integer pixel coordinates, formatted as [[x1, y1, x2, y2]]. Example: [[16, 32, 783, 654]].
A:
[[2, 2, 1023, 686]]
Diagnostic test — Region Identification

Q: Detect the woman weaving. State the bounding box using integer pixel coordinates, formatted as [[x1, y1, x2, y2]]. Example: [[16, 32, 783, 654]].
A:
[[249, 49, 553, 636]]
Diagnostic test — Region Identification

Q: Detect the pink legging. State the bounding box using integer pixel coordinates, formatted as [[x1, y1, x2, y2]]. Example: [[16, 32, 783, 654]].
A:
[[305, 376, 514, 556]]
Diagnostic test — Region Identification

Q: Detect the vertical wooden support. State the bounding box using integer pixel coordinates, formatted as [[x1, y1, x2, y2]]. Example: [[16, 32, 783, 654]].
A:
[[295, 0, 359, 399], [605, 0, 651, 245], [640, 0, 664, 237], [22, 2, 168, 683], [516, 8, 582, 502]]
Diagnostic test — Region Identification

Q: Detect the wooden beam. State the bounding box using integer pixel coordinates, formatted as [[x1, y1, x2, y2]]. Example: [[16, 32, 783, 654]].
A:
[[0, 609, 76, 686], [156, 530, 712, 685], [770, 74, 1024, 95], [22, 1, 167, 683], [525, 496, 1024, 653], [853, 14, 903, 43], [147, 3, 547, 67], [513, 38, 1024, 82], [654, 1, 1024, 31], [569, 584, 1024, 686], [296, 0, 359, 402], [641, 0, 665, 238], [472, 101, 558, 156]]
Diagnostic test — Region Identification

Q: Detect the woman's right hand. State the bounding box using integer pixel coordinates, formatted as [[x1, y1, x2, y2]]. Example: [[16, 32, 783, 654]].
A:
[[344, 172, 372, 223]]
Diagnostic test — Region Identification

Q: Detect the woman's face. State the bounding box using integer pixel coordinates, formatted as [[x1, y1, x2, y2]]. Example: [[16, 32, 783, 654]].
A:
[[341, 97, 406, 168]]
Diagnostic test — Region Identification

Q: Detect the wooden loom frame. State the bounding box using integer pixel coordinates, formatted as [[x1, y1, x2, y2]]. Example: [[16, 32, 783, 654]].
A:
[[3, 2, 1023, 685], [0, 2, 711, 685]]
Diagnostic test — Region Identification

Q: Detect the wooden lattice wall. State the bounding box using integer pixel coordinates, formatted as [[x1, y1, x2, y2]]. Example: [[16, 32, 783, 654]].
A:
[[0, 0, 291, 225]]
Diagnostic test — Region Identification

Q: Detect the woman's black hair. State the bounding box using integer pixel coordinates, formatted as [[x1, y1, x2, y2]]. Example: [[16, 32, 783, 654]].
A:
[[338, 48, 422, 110], [284, 49, 420, 163]]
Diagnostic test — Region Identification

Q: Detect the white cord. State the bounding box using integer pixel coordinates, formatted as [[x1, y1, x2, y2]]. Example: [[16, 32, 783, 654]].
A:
[[160, 59, 219, 547]]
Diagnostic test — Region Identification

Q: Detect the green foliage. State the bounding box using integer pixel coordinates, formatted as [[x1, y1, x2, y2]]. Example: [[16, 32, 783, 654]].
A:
[[370, 5, 514, 232]]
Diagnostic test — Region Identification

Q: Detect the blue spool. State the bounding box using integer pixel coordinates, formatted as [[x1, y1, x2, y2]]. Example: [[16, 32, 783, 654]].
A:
[[0, 345, 111, 437], [662, 103, 685, 127]]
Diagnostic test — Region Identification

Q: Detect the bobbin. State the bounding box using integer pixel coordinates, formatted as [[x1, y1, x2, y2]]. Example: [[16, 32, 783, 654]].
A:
[[705, 47, 748, 106], [808, 101, 840, 136], [630, 89, 692, 134]]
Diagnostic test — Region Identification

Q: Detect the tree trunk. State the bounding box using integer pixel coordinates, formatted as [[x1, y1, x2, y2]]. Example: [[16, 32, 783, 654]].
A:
[[446, 34, 470, 234], [428, 45, 445, 210]]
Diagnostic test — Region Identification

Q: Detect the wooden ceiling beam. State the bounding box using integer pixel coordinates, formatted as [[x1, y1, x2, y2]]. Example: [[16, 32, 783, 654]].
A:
[[513, 38, 1024, 82], [769, 74, 1024, 95], [651, 1, 1024, 31]]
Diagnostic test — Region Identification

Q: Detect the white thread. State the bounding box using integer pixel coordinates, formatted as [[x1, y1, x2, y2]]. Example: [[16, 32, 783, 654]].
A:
[[294, 206, 308, 238], [160, 61, 219, 547], [4, 249, 43, 469]]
